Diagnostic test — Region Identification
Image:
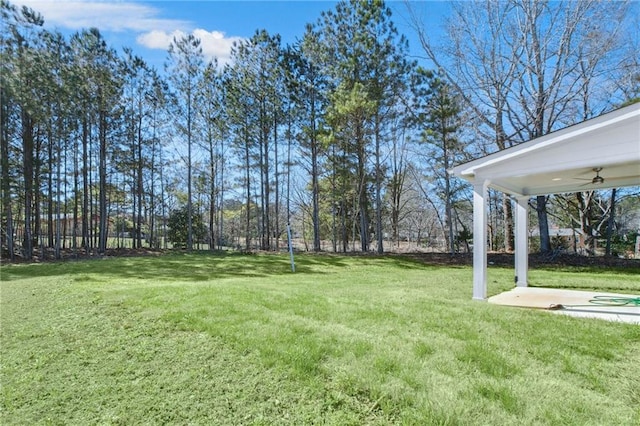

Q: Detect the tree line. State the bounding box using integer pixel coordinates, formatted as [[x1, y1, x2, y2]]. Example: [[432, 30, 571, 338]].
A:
[[1, 0, 638, 261]]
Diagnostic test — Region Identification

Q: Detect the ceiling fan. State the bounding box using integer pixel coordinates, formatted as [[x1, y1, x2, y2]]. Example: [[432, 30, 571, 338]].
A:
[[590, 167, 605, 185], [575, 167, 605, 186]]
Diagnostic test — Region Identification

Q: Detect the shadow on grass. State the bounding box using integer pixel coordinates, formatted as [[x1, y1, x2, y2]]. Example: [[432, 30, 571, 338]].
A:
[[2, 251, 636, 284], [532, 265, 640, 275], [1, 251, 426, 282]]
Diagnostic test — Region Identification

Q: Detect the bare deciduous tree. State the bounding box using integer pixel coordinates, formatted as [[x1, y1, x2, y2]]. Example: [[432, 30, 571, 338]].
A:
[[405, 0, 633, 253]]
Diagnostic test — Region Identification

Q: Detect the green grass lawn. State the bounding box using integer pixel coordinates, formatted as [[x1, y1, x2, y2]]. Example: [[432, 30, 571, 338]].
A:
[[1, 253, 639, 425]]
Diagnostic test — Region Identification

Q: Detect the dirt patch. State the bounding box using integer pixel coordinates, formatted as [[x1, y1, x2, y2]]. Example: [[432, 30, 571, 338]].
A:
[[3, 248, 640, 270], [400, 252, 640, 269], [3, 247, 165, 263]]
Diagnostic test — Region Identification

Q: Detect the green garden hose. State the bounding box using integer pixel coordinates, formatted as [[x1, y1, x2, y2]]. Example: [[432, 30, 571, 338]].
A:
[[587, 295, 640, 307], [548, 295, 640, 310]]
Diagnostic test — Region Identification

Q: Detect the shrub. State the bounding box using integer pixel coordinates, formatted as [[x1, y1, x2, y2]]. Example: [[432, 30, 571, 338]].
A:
[[167, 206, 208, 248]]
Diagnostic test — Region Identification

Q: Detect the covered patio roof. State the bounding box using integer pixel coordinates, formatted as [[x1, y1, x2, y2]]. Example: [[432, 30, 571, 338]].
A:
[[452, 103, 640, 196], [450, 102, 640, 300]]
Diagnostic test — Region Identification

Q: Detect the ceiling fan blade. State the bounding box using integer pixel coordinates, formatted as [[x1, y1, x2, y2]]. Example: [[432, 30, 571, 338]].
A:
[[573, 167, 607, 185]]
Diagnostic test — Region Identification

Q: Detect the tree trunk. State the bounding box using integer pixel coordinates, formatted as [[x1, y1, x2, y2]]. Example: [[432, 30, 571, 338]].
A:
[[374, 117, 383, 254], [263, 116, 270, 251], [536, 195, 551, 253], [605, 188, 616, 257], [72, 132, 79, 255], [310, 138, 321, 252], [34, 131, 43, 258], [187, 93, 193, 251], [54, 121, 62, 259], [81, 118, 90, 254], [244, 126, 251, 251], [136, 112, 143, 250], [331, 145, 338, 253], [503, 195, 514, 252], [576, 191, 595, 254], [98, 108, 108, 254], [1, 93, 15, 261], [219, 130, 225, 250], [356, 124, 369, 253], [209, 138, 216, 251], [445, 177, 454, 255], [21, 109, 34, 260], [47, 126, 54, 248]]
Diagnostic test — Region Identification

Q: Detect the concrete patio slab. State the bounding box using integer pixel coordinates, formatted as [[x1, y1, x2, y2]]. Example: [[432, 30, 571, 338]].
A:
[[488, 287, 640, 324]]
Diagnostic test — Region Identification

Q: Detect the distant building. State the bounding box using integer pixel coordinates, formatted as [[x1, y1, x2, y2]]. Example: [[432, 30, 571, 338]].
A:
[[530, 226, 586, 252]]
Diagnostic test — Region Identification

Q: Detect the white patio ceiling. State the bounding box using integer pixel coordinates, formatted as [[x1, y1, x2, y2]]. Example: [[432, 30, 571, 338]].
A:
[[451, 102, 640, 196]]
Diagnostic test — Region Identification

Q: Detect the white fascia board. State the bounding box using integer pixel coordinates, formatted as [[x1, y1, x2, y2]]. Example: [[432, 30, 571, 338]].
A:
[[476, 149, 638, 182], [450, 103, 640, 180]]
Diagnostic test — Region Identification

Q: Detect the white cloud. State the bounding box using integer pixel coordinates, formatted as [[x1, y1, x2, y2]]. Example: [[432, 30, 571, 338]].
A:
[[136, 30, 178, 50], [13, 0, 190, 32], [194, 29, 245, 65], [15, 0, 245, 66], [137, 29, 245, 66]]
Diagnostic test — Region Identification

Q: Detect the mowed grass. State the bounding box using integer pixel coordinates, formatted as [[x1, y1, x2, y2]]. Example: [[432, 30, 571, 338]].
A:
[[1, 253, 639, 425]]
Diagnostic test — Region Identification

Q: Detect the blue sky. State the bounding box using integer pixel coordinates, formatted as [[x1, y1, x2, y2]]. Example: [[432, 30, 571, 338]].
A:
[[13, 0, 450, 70]]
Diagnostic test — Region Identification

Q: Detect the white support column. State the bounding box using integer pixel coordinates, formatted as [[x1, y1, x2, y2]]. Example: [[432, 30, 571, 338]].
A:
[[514, 196, 529, 287], [472, 179, 489, 300]]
